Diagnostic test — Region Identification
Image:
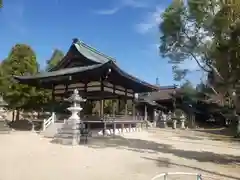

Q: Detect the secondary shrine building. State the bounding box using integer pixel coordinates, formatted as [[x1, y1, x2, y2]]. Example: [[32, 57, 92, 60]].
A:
[[14, 38, 159, 123]]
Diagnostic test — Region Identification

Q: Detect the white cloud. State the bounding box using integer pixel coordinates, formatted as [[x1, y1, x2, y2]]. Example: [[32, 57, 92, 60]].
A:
[[95, 0, 151, 15], [179, 59, 200, 71], [122, 0, 149, 8], [95, 7, 120, 15], [135, 6, 163, 34]]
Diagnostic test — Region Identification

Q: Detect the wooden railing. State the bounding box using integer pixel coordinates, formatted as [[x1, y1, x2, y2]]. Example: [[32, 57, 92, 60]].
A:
[[80, 114, 145, 122]]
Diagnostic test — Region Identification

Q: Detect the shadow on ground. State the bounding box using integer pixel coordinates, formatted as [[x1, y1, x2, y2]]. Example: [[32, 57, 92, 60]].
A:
[[7, 119, 43, 131], [142, 157, 240, 180], [87, 136, 240, 165], [8, 120, 33, 131], [178, 135, 205, 141], [193, 127, 240, 140]]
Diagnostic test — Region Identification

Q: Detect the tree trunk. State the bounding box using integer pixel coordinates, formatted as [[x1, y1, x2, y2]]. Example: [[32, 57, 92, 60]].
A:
[[16, 109, 20, 121], [11, 110, 15, 122]]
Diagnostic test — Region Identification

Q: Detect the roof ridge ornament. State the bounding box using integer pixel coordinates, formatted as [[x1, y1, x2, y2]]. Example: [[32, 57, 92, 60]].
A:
[[72, 38, 79, 44]]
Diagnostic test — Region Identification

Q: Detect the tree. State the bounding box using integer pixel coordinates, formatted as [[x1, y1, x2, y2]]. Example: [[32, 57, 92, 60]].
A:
[[46, 49, 64, 71], [180, 80, 196, 95], [159, 0, 240, 136], [0, 0, 2, 8], [160, 0, 240, 87], [39, 49, 65, 111], [0, 60, 9, 95], [2, 44, 39, 120]]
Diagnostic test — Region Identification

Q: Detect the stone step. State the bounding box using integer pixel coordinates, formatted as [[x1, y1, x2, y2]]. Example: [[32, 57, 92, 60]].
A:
[[41, 122, 64, 138]]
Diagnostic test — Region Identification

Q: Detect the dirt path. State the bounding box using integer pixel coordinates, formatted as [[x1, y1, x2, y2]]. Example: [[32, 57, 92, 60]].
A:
[[0, 129, 239, 180]]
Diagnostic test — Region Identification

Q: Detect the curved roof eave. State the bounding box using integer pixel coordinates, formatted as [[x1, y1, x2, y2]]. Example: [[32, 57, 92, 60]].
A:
[[14, 63, 106, 81], [109, 61, 159, 92], [14, 61, 158, 92]]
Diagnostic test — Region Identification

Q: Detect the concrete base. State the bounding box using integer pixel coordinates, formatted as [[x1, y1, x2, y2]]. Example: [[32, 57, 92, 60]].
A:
[[97, 127, 142, 136], [52, 119, 81, 145], [159, 121, 167, 128]]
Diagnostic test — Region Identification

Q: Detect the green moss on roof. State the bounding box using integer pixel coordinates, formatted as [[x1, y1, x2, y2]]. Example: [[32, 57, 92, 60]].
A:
[[74, 40, 116, 64]]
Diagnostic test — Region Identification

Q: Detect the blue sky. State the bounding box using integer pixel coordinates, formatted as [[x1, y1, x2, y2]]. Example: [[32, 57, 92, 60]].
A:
[[0, 0, 202, 86]]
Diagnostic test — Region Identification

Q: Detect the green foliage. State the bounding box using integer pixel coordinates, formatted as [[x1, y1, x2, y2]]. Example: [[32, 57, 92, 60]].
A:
[[172, 65, 189, 81], [104, 100, 113, 114], [46, 49, 64, 71], [196, 82, 212, 94], [180, 80, 196, 95], [1, 44, 39, 109], [159, 0, 240, 87]]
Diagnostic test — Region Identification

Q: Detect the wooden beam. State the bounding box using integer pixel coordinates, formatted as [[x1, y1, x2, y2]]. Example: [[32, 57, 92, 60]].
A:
[[68, 82, 84, 88], [65, 83, 69, 98]]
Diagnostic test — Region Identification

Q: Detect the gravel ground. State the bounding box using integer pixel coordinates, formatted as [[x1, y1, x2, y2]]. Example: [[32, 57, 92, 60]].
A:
[[0, 128, 239, 180]]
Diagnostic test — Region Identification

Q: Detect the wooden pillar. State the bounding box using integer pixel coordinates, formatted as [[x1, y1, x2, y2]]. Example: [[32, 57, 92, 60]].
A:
[[144, 104, 148, 121], [51, 85, 55, 101], [100, 78, 104, 117], [88, 123, 91, 131], [111, 100, 114, 116], [117, 99, 120, 115], [124, 100, 128, 116], [132, 98, 135, 120], [65, 83, 69, 98], [51, 84, 55, 113], [124, 89, 128, 116], [100, 100, 104, 117]]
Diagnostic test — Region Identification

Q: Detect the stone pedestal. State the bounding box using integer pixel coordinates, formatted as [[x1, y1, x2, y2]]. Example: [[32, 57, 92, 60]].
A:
[[172, 119, 177, 129], [172, 112, 177, 129], [53, 119, 81, 145], [159, 120, 167, 128], [159, 114, 167, 128], [180, 120, 185, 129], [180, 114, 186, 129]]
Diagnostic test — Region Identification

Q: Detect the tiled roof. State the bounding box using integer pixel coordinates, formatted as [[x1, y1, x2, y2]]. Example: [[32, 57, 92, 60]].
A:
[[14, 63, 103, 80], [14, 61, 159, 92], [73, 40, 116, 64]]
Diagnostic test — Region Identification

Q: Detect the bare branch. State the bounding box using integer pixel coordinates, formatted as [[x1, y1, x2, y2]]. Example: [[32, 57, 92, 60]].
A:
[[182, 29, 226, 81]]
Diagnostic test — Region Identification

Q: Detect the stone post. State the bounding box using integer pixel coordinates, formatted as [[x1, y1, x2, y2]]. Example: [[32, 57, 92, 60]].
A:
[[129, 123, 132, 132], [113, 120, 116, 136], [121, 123, 124, 133]]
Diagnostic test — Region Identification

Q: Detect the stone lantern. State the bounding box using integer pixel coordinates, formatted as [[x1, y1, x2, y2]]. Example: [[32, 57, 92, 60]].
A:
[[180, 114, 186, 129], [171, 112, 177, 129], [53, 89, 86, 145]]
